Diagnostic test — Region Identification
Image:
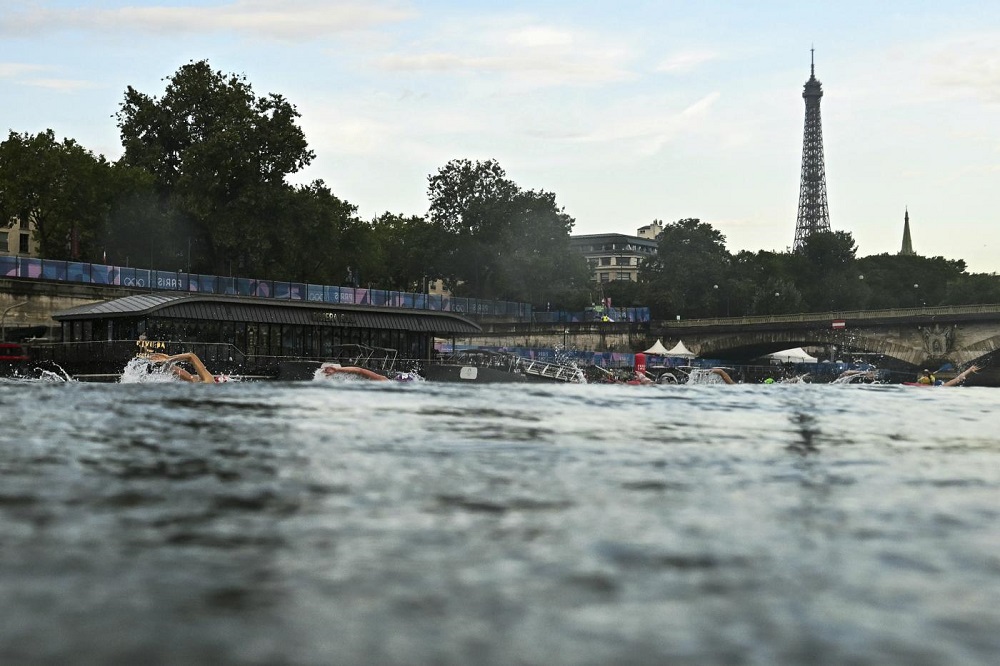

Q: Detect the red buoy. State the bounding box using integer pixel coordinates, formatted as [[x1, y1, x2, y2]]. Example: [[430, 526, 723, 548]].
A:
[[634, 352, 646, 375]]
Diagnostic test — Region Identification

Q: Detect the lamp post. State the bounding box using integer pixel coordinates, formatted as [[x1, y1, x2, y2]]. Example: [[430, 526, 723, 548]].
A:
[[1, 301, 28, 342]]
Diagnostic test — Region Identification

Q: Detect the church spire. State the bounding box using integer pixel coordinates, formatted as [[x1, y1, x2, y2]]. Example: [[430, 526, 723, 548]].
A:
[[900, 207, 915, 255]]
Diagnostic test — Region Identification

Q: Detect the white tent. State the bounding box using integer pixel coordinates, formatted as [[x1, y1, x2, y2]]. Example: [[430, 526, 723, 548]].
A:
[[665, 340, 697, 358], [642, 339, 670, 355], [766, 347, 818, 364]]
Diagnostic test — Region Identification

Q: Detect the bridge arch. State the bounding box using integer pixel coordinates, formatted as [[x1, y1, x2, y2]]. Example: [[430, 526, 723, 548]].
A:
[[694, 330, 924, 367], [660, 305, 1000, 372]]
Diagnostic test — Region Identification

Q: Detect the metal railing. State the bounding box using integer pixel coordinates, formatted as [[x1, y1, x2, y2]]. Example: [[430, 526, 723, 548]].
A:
[[667, 303, 1000, 328], [0, 255, 532, 321]]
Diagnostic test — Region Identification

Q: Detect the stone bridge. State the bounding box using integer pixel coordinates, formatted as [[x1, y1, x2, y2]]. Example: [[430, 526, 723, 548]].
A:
[[653, 305, 1000, 370]]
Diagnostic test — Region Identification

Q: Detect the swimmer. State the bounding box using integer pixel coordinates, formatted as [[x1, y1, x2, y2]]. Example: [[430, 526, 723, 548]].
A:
[[833, 369, 877, 384], [147, 352, 226, 383], [710, 368, 737, 384], [628, 371, 655, 385], [320, 363, 388, 381]]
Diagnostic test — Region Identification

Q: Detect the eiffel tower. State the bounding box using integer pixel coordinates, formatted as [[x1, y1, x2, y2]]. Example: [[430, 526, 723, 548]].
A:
[[793, 49, 831, 251]]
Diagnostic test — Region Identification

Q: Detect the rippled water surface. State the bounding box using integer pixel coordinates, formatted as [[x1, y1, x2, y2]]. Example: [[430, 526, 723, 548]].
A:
[[1, 379, 998, 665]]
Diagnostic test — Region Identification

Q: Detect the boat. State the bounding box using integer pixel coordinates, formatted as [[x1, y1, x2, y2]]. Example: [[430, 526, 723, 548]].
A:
[[422, 350, 586, 383]]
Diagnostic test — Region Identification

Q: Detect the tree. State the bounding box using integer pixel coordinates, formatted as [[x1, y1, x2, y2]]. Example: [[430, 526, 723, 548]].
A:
[[944, 272, 1000, 305], [855, 253, 966, 309], [264, 180, 364, 283], [729, 250, 798, 316], [497, 189, 592, 305], [116, 60, 315, 274], [0, 129, 115, 261], [640, 218, 731, 318], [102, 161, 195, 269], [794, 230, 865, 311], [367, 213, 448, 292], [427, 159, 520, 296], [426, 159, 590, 304]]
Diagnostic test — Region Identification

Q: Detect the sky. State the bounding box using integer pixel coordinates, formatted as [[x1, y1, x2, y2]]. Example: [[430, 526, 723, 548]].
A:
[[2, 1, 999, 272]]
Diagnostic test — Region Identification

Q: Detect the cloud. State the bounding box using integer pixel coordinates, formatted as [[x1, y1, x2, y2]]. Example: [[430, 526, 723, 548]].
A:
[[655, 49, 720, 73], [506, 26, 573, 48], [0, 0, 414, 40], [19, 78, 96, 91], [926, 33, 1000, 104], [0, 63, 92, 90], [568, 91, 722, 154], [377, 20, 635, 87], [0, 63, 49, 78], [379, 51, 632, 85]]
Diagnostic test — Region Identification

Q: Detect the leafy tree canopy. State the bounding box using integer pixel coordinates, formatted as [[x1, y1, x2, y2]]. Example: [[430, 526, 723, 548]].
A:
[[426, 159, 590, 304], [0, 129, 114, 260], [641, 218, 730, 318], [115, 60, 315, 274]]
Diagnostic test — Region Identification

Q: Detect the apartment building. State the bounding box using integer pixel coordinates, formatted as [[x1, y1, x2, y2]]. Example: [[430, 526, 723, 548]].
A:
[[1, 218, 38, 258], [569, 221, 661, 283]]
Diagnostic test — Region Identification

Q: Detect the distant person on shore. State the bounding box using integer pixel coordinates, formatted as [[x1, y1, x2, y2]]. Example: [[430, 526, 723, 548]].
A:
[[147, 352, 229, 383]]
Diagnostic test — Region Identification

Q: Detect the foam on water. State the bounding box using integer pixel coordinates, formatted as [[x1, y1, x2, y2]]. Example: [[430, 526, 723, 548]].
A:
[[118, 356, 184, 383], [686, 368, 728, 384]]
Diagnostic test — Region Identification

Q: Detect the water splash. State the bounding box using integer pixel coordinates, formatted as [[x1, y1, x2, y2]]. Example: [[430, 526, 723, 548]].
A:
[[119, 357, 182, 384], [3, 361, 74, 382], [831, 370, 878, 384], [686, 369, 729, 385], [312, 366, 426, 382]]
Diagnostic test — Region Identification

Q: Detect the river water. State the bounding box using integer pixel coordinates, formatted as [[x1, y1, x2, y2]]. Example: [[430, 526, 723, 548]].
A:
[[1, 377, 998, 665]]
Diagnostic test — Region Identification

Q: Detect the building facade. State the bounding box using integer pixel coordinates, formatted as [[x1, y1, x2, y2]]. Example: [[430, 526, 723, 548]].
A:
[[569, 222, 661, 284], [1, 218, 38, 258]]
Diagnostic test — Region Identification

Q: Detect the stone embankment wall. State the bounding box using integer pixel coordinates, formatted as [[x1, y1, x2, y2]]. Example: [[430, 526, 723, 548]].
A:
[[1, 279, 129, 339], [453, 322, 650, 353]]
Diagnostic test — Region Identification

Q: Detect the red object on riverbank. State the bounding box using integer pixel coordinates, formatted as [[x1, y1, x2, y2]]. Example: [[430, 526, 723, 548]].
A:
[[0, 342, 28, 362]]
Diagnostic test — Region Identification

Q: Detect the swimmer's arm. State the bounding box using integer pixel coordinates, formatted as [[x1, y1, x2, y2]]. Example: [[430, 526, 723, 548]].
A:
[[710, 368, 736, 384], [342, 366, 388, 381], [322, 365, 388, 381], [149, 352, 214, 383], [943, 364, 980, 387]]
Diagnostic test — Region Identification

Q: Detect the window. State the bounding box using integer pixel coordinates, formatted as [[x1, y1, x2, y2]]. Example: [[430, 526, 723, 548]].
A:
[[599, 272, 610, 282], [0, 231, 7, 251], [615, 257, 631, 266], [19, 233, 29, 253], [599, 257, 611, 266], [616, 271, 631, 281]]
